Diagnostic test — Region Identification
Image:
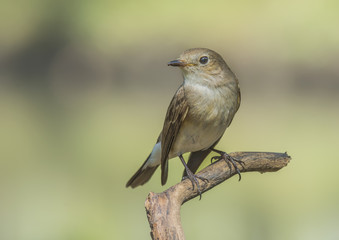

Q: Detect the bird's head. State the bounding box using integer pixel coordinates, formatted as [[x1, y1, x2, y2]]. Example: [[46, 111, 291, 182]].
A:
[[168, 48, 233, 85]]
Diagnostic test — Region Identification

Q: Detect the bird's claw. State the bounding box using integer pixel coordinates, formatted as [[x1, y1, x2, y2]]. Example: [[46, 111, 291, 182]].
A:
[[182, 174, 209, 200], [210, 151, 245, 181]]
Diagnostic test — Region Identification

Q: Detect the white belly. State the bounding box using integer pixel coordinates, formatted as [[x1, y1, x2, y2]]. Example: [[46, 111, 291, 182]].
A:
[[168, 115, 227, 158]]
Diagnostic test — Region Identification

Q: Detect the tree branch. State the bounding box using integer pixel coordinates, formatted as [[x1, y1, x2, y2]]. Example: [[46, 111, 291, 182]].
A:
[[145, 151, 291, 240]]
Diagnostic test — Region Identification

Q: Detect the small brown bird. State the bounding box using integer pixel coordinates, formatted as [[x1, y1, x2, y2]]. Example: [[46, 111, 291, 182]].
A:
[[126, 48, 242, 196]]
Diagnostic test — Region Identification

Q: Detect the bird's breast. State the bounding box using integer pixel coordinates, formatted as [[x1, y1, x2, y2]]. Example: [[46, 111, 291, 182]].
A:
[[169, 84, 238, 157], [186, 84, 233, 125]]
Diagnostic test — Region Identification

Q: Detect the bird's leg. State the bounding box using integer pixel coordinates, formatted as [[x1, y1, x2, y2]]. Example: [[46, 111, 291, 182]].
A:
[[179, 155, 207, 200], [210, 148, 245, 181]]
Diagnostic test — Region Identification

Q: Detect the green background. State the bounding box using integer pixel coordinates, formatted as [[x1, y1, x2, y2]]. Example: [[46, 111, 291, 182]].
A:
[[1, 0, 339, 239]]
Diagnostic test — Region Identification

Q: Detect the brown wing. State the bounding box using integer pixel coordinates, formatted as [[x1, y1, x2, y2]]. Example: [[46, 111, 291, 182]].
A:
[[161, 85, 189, 185]]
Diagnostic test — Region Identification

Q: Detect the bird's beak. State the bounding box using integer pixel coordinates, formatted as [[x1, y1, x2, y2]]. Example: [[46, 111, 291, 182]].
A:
[[167, 59, 188, 67]]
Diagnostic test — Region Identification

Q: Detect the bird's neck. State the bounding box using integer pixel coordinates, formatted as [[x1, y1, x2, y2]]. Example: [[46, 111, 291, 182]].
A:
[[183, 72, 238, 91]]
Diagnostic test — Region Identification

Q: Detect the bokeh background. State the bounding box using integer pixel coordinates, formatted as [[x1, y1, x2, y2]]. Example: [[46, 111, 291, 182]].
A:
[[1, 0, 339, 239]]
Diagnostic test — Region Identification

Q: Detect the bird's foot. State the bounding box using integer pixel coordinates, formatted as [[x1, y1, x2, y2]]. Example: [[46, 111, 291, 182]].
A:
[[182, 174, 209, 184], [179, 154, 208, 200], [210, 149, 245, 181], [182, 172, 208, 200]]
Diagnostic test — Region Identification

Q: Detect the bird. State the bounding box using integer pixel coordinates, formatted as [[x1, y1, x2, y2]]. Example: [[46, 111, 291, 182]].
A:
[[126, 48, 242, 197]]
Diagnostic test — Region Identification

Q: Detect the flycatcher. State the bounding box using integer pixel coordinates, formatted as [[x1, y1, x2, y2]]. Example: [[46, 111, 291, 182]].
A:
[[126, 48, 242, 195]]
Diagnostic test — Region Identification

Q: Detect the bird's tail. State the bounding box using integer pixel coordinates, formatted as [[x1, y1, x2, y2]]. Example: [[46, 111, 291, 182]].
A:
[[126, 141, 162, 188], [126, 153, 159, 188]]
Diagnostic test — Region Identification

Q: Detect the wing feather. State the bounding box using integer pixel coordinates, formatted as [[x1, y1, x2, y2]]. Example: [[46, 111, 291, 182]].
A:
[[160, 86, 189, 185]]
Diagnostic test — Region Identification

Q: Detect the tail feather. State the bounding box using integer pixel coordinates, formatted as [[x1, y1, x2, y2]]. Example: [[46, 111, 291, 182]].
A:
[[126, 154, 159, 188]]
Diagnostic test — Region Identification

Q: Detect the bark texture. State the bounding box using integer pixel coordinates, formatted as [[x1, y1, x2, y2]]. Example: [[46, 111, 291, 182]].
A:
[[145, 151, 291, 240]]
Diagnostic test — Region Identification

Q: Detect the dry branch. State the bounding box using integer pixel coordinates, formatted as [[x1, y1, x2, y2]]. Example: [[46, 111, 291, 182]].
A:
[[145, 151, 291, 240]]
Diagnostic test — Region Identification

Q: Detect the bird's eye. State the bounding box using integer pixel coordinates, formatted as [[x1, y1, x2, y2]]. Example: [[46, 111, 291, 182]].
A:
[[199, 56, 209, 64]]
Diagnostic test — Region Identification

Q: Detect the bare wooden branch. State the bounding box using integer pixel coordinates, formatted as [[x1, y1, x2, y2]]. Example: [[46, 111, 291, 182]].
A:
[[145, 151, 291, 240]]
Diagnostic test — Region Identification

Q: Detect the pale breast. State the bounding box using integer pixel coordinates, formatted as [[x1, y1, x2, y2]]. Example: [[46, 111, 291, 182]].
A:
[[169, 84, 237, 158]]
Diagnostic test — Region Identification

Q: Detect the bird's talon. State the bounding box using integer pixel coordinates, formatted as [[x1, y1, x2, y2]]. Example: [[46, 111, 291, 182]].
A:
[[191, 181, 195, 190], [210, 148, 245, 181], [197, 175, 209, 183]]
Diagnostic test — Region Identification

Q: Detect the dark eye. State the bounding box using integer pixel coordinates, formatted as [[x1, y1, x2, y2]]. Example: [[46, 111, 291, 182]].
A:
[[199, 56, 208, 64]]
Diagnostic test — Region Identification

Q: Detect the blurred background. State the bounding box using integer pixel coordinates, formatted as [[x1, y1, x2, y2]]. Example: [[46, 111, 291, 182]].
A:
[[1, 0, 339, 239]]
